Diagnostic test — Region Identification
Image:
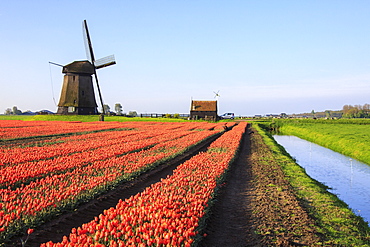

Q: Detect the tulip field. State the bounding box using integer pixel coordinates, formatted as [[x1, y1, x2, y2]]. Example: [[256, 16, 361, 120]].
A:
[[0, 120, 246, 246]]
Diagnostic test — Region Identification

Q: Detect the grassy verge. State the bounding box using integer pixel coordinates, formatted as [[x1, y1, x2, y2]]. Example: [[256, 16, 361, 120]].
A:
[[272, 120, 370, 166], [0, 115, 33, 121], [254, 123, 370, 246]]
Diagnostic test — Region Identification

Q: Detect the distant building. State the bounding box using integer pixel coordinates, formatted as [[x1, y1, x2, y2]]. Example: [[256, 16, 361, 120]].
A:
[[190, 100, 218, 121], [37, 110, 54, 115], [266, 114, 280, 118]]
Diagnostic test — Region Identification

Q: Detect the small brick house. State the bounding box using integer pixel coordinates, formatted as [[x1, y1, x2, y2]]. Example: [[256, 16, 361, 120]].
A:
[[190, 100, 218, 121]]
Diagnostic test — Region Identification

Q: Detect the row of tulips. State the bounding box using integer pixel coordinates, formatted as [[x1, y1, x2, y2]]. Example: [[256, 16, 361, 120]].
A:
[[0, 129, 193, 187], [0, 123, 226, 243], [0, 121, 127, 140], [0, 120, 228, 141], [1, 130, 141, 165], [1, 120, 230, 160], [0, 122, 228, 187], [1, 121, 215, 164], [41, 122, 247, 246]]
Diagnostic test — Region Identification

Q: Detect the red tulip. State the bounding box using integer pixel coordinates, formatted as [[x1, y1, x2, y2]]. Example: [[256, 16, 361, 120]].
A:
[[1, 120, 246, 244]]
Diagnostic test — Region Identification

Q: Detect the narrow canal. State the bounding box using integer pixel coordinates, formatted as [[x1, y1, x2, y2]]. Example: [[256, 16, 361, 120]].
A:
[[273, 135, 370, 225]]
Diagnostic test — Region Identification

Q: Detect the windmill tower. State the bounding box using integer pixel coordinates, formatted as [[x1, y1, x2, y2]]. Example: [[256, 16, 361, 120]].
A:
[[56, 20, 116, 115]]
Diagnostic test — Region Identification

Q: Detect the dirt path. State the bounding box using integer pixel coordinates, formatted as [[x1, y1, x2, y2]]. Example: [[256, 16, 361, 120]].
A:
[[200, 127, 261, 246], [201, 126, 322, 246]]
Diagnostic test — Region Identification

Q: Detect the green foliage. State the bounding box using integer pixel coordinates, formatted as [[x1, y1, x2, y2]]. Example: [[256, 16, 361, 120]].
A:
[[273, 118, 370, 125], [114, 103, 123, 115], [127, 111, 138, 117], [207, 147, 228, 153], [254, 123, 370, 245], [342, 104, 370, 118]]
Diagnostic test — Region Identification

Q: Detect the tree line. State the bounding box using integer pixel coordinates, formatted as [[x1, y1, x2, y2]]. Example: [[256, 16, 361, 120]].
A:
[[342, 104, 370, 118], [4, 103, 370, 118], [4, 106, 24, 115]]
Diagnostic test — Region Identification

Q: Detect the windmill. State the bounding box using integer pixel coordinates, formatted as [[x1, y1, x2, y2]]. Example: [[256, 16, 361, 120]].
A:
[[213, 90, 221, 99], [53, 20, 116, 115]]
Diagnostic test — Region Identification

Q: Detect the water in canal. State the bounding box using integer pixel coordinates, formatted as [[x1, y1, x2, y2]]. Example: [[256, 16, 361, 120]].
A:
[[273, 135, 370, 225]]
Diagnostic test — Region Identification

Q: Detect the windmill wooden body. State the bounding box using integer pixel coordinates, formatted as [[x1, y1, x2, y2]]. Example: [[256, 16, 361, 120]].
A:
[[54, 20, 116, 115], [57, 61, 97, 114]]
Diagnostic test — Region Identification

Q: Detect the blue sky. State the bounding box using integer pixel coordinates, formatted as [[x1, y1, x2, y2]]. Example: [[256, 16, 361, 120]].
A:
[[1, 1, 370, 116]]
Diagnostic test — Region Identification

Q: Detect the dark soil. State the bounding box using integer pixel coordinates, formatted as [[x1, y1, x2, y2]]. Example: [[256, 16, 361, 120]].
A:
[[199, 127, 262, 247], [201, 126, 322, 246], [10, 126, 323, 246]]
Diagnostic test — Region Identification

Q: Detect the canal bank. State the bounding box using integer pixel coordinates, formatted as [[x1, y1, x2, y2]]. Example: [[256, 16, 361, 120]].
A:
[[253, 123, 370, 245], [274, 135, 370, 225]]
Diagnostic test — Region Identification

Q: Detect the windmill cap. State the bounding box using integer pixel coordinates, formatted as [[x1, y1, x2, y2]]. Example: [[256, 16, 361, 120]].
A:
[[63, 60, 95, 74]]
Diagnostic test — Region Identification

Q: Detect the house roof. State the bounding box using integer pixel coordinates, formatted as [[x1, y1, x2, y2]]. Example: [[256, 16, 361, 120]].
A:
[[190, 100, 217, 112]]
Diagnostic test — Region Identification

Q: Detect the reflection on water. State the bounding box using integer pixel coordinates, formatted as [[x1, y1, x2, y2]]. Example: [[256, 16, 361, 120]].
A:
[[273, 135, 370, 225]]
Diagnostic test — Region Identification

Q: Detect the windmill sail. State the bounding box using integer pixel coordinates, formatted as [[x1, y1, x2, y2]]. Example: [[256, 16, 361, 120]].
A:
[[95, 55, 116, 69], [82, 20, 116, 115], [82, 20, 105, 114], [213, 90, 220, 99], [83, 20, 95, 64]]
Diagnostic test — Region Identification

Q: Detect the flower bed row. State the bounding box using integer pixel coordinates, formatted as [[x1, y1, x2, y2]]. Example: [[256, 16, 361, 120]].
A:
[[0, 130, 194, 187], [41, 122, 247, 246], [0, 120, 226, 141], [0, 121, 214, 164], [0, 122, 228, 188], [0, 121, 125, 140], [0, 122, 227, 243]]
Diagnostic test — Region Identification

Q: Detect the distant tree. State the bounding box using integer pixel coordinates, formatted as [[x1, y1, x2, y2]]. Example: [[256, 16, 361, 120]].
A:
[[325, 110, 331, 118], [342, 103, 370, 118], [128, 111, 138, 117], [363, 104, 370, 116], [311, 110, 315, 118], [12, 106, 22, 115], [114, 103, 123, 115], [102, 104, 110, 114], [4, 108, 12, 115]]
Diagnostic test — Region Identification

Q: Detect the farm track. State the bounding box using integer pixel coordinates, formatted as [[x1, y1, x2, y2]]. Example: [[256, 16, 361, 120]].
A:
[[12, 131, 223, 246], [200, 125, 261, 246], [201, 126, 322, 246]]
